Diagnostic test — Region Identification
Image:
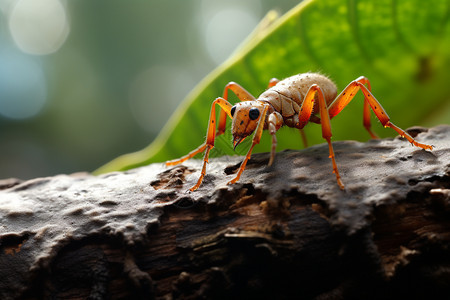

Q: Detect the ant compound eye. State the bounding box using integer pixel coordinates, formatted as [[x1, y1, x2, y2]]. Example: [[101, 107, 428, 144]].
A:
[[230, 106, 236, 117], [249, 108, 260, 120]]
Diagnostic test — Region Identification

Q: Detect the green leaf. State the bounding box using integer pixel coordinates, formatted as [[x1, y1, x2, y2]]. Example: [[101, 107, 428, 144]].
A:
[[95, 0, 450, 174]]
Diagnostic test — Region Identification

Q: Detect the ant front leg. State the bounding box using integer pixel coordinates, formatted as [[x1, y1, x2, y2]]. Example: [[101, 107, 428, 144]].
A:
[[228, 105, 270, 185], [168, 81, 256, 165], [217, 82, 256, 135], [328, 77, 433, 151], [298, 85, 345, 190], [166, 97, 233, 191], [167, 82, 256, 191]]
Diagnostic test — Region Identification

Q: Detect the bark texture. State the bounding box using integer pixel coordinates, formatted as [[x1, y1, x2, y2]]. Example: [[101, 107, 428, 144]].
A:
[[0, 125, 449, 299]]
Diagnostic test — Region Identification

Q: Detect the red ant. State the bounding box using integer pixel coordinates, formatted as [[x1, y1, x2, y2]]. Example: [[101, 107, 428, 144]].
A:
[[167, 73, 433, 191]]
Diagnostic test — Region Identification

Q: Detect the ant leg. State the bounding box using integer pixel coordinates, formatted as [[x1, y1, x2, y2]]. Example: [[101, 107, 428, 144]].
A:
[[189, 97, 233, 191], [217, 82, 256, 135], [166, 96, 233, 167], [166, 143, 207, 167], [327, 78, 433, 150], [327, 77, 379, 138], [167, 81, 257, 191], [267, 111, 283, 166], [298, 85, 345, 189], [228, 105, 270, 185], [359, 84, 433, 150], [223, 81, 256, 101], [166, 97, 233, 191], [363, 99, 378, 139], [218, 77, 279, 162], [359, 77, 379, 138]]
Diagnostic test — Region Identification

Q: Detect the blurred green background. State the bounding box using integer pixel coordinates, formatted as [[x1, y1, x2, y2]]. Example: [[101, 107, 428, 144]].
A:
[[0, 0, 300, 179], [96, 0, 450, 174]]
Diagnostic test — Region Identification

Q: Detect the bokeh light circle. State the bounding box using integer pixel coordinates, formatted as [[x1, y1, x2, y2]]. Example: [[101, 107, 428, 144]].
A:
[[8, 0, 70, 55], [0, 51, 47, 119]]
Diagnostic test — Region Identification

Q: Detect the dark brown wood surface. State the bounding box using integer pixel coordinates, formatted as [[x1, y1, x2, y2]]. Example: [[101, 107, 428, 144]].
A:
[[1, 125, 449, 299]]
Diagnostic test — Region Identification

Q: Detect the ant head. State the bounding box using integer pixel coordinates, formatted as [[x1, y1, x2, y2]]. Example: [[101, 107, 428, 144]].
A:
[[230, 101, 264, 150]]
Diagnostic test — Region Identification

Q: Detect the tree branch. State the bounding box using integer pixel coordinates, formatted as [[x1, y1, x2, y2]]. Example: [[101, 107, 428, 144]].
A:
[[1, 125, 449, 299]]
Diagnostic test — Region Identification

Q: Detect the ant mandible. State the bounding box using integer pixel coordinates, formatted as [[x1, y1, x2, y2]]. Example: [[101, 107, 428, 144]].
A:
[[166, 73, 433, 191]]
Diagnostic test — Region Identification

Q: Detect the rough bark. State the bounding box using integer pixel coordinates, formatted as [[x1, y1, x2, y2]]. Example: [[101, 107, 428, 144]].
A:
[[0, 125, 449, 300]]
